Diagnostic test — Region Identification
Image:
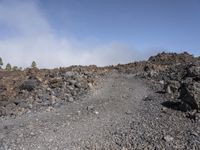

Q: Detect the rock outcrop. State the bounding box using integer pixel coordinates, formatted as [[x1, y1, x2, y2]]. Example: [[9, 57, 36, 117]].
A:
[[114, 51, 200, 111], [141, 52, 200, 111]]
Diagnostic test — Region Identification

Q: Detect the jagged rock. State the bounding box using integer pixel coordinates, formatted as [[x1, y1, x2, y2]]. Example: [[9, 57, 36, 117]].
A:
[[187, 62, 200, 78], [164, 80, 180, 98], [145, 53, 200, 110], [180, 79, 200, 110]]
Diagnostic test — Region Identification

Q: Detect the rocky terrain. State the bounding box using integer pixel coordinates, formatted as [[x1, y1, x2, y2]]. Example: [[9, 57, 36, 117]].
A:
[[0, 52, 200, 150], [0, 66, 109, 117]]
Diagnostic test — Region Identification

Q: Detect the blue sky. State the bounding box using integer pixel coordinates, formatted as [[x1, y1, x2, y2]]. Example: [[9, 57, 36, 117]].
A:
[[0, 0, 199, 68]]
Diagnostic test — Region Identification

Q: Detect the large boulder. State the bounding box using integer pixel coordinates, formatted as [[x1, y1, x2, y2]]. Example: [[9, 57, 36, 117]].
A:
[[160, 60, 200, 110], [187, 62, 200, 79], [180, 78, 200, 110]]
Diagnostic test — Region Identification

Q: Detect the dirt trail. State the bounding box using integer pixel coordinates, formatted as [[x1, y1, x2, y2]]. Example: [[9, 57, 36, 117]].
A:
[[0, 73, 149, 149], [0, 73, 200, 150]]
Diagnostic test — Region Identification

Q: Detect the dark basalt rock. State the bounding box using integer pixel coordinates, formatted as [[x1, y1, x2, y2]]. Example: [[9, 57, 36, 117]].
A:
[[139, 52, 200, 111], [180, 79, 200, 110]]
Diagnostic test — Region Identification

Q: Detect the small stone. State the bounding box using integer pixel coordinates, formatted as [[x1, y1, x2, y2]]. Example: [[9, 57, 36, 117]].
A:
[[28, 104, 33, 109], [190, 131, 198, 137], [54, 101, 63, 108], [46, 106, 54, 112], [167, 85, 172, 94], [196, 113, 200, 122], [30, 132, 35, 136], [163, 135, 174, 142], [87, 105, 95, 111], [50, 95, 57, 104], [125, 110, 132, 115], [49, 138, 53, 142], [26, 110, 31, 114], [159, 80, 165, 85], [68, 97, 74, 102], [144, 145, 154, 150], [17, 107, 26, 115], [143, 96, 153, 101], [121, 95, 127, 99], [47, 88, 51, 91], [64, 71, 75, 77], [18, 133, 23, 138], [51, 99, 56, 105], [129, 88, 134, 91], [161, 107, 167, 113], [77, 110, 81, 115], [88, 83, 93, 89], [94, 110, 99, 115]]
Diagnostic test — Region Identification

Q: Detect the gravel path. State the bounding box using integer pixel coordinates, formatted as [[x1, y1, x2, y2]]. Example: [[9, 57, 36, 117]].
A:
[[0, 73, 200, 150]]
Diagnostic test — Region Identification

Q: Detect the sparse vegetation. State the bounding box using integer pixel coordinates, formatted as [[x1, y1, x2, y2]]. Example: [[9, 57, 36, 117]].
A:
[[12, 66, 22, 71], [0, 58, 26, 71]]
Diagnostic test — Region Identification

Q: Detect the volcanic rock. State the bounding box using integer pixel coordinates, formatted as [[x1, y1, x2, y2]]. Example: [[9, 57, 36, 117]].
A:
[[180, 79, 200, 110]]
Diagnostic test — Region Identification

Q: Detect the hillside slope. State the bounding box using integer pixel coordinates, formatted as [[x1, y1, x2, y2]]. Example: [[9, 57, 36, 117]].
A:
[[0, 52, 200, 149]]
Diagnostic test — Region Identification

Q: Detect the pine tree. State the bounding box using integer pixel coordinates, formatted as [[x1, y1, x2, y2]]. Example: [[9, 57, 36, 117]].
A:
[[0, 57, 3, 69], [5, 63, 12, 71], [12, 66, 18, 71], [31, 61, 37, 68]]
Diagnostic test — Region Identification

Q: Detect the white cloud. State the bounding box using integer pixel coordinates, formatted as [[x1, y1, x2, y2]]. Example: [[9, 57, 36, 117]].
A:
[[0, 0, 51, 37], [0, 0, 159, 68]]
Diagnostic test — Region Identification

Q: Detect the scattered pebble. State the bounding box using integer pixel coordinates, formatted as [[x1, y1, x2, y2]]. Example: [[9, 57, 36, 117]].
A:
[[163, 135, 174, 142]]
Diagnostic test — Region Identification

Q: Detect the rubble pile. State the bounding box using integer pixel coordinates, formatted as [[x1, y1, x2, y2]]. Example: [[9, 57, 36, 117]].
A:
[[114, 52, 200, 111], [141, 52, 200, 111], [0, 66, 109, 116]]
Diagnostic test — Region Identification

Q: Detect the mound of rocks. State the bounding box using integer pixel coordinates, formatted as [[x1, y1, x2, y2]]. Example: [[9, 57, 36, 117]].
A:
[[179, 62, 200, 110], [114, 51, 200, 111], [143, 52, 200, 111], [0, 66, 109, 117]]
